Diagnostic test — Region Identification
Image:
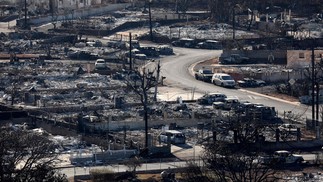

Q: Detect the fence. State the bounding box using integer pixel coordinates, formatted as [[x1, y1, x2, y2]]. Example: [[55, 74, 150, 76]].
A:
[[70, 149, 138, 164], [65, 156, 203, 178]]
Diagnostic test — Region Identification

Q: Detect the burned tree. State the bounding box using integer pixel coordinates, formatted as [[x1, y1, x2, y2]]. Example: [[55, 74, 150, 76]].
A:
[[124, 156, 142, 175], [200, 140, 279, 182], [0, 126, 67, 182], [124, 66, 159, 151], [182, 141, 279, 182], [208, 0, 229, 22], [183, 115, 279, 182]]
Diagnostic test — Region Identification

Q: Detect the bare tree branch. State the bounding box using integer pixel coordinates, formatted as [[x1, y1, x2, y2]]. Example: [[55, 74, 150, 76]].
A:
[[0, 126, 67, 182]]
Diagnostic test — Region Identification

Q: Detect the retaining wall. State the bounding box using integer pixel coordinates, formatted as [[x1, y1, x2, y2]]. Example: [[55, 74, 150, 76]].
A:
[[221, 50, 287, 64], [86, 117, 212, 131], [53, 18, 189, 37], [70, 149, 138, 164], [257, 139, 323, 152], [21, 3, 131, 26]]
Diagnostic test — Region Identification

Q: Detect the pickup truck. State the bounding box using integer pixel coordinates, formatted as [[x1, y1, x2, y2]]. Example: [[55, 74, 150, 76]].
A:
[[260, 150, 304, 165], [219, 54, 249, 64], [194, 69, 213, 82]]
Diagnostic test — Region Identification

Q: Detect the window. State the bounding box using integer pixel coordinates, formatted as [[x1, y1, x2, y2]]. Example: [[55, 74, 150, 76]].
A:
[[299, 52, 305, 59], [222, 76, 233, 80], [202, 70, 213, 74], [315, 53, 323, 58]]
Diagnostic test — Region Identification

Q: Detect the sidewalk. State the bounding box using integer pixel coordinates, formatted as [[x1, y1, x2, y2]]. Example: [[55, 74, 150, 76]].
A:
[[157, 86, 203, 102]]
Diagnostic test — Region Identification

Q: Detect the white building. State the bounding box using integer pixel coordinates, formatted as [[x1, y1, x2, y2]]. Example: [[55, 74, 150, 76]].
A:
[[287, 50, 323, 68]]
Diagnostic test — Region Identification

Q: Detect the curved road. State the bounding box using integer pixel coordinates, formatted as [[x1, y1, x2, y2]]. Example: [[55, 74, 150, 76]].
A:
[[159, 47, 312, 121]]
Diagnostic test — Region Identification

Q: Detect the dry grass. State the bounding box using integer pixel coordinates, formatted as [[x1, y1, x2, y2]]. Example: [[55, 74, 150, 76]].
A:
[[137, 173, 184, 182], [136, 173, 162, 181]]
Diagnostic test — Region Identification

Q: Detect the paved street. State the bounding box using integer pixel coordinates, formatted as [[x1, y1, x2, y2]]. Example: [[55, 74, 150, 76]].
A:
[[159, 47, 313, 121]]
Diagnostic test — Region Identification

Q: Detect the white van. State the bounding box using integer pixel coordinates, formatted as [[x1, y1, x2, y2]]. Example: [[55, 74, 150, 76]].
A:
[[159, 130, 186, 144], [95, 59, 107, 69], [211, 73, 236, 88]]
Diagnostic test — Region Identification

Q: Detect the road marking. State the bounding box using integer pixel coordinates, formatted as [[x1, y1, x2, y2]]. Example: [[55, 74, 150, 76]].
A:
[[227, 96, 239, 99], [248, 95, 268, 100]]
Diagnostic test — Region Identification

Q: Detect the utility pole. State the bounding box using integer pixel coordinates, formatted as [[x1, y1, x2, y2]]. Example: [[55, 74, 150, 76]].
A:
[[24, 0, 27, 29], [313, 39, 320, 123], [311, 40, 315, 122], [232, 7, 235, 40], [142, 68, 149, 150], [316, 82, 319, 121], [148, 0, 153, 41], [153, 60, 160, 101], [129, 32, 132, 70]]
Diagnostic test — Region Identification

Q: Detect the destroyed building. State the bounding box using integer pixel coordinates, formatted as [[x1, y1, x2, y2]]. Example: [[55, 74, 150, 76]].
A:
[[0, 2, 322, 170]]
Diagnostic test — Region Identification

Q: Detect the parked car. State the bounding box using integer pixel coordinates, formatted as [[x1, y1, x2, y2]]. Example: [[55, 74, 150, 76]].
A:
[[194, 69, 213, 82], [107, 40, 126, 49], [172, 38, 196, 48], [95, 59, 107, 69], [138, 46, 160, 57], [211, 73, 236, 88], [237, 78, 266, 87], [197, 93, 227, 105], [125, 40, 140, 49], [219, 54, 249, 64], [157, 45, 174, 55], [68, 50, 98, 60], [196, 40, 222, 50], [222, 98, 240, 110]]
